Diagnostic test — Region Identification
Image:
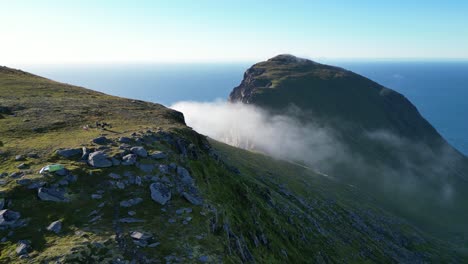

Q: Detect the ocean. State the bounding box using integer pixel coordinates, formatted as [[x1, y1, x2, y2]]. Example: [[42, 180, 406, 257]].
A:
[[18, 61, 468, 155]]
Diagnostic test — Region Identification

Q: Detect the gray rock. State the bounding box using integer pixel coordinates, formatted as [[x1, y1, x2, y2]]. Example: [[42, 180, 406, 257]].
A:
[[131, 147, 148, 157], [122, 154, 137, 166], [65, 174, 77, 183], [130, 231, 152, 240], [177, 166, 194, 186], [158, 165, 170, 174], [38, 187, 69, 202], [138, 163, 154, 173], [0, 199, 4, 210], [58, 179, 69, 186], [111, 158, 121, 166], [0, 179, 6, 186], [91, 194, 102, 199], [16, 178, 32, 186], [56, 148, 82, 158], [150, 151, 167, 159], [55, 168, 68, 176], [0, 209, 21, 227], [46, 220, 62, 234], [199, 256, 209, 263], [17, 163, 28, 169], [27, 153, 39, 159], [150, 182, 171, 205], [148, 242, 160, 248], [109, 173, 121, 179], [168, 218, 176, 224], [116, 182, 125, 189], [128, 211, 136, 216], [27, 181, 46, 190], [16, 240, 30, 256], [88, 151, 112, 168], [92, 136, 108, 145], [15, 155, 25, 161], [135, 176, 142, 186], [182, 192, 202, 206], [118, 137, 132, 143], [10, 172, 24, 178], [120, 198, 143, 207], [81, 147, 90, 160], [119, 218, 145, 223]]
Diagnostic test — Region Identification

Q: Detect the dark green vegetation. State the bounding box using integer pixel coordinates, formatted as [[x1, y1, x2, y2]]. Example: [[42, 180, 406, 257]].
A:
[[229, 55, 468, 247], [0, 65, 466, 263]]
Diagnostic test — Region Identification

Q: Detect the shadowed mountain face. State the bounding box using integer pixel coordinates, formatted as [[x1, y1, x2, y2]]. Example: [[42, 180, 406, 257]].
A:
[[229, 55, 468, 243]]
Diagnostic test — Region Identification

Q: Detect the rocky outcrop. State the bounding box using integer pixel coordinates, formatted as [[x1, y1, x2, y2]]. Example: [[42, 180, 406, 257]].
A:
[[88, 151, 112, 168], [150, 183, 171, 205]]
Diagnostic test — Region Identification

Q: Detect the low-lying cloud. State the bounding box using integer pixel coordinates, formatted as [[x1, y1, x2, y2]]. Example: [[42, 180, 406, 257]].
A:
[[171, 100, 346, 168]]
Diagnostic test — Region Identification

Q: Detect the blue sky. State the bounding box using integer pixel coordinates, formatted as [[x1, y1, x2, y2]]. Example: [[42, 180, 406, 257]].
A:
[[1, 0, 467, 63]]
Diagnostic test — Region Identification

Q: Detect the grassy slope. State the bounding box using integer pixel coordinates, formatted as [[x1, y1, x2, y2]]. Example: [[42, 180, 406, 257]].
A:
[[0, 67, 465, 263]]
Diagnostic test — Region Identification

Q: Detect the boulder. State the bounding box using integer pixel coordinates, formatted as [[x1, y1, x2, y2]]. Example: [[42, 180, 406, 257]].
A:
[[81, 147, 90, 160], [131, 147, 148, 158], [38, 187, 69, 202], [92, 136, 109, 145], [150, 151, 167, 159], [16, 240, 30, 256], [122, 154, 137, 166], [182, 192, 202, 206], [116, 182, 125, 189], [130, 231, 152, 240], [27, 181, 46, 190], [177, 166, 194, 186], [46, 220, 62, 234], [138, 163, 154, 173], [158, 165, 170, 174], [120, 198, 143, 207], [10, 172, 24, 178], [0, 209, 21, 227], [16, 178, 32, 186], [27, 153, 39, 159], [88, 151, 112, 168], [118, 137, 132, 143], [150, 182, 171, 205], [56, 148, 82, 158], [15, 155, 25, 161], [17, 163, 28, 169]]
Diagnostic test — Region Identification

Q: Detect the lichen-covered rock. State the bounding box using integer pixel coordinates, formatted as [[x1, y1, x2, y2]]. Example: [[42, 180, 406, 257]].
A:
[[88, 151, 112, 168], [150, 182, 171, 205], [47, 220, 62, 234], [177, 166, 194, 186]]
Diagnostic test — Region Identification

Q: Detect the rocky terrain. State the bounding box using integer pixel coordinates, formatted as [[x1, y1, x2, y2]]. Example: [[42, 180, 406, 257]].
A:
[[0, 66, 466, 263]]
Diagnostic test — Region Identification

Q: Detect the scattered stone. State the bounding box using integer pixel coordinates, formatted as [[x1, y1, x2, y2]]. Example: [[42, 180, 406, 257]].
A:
[[15, 155, 25, 161], [138, 163, 154, 173], [128, 211, 136, 216], [16, 240, 30, 256], [56, 148, 82, 158], [109, 173, 121, 179], [150, 182, 171, 205], [120, 198, 143, 207], [131, 146, 148, 157], [0, 209, 21, 227], [88, 151, 112, 168], [182, 192, 202, 206], [150, 151, 167, 159], [81, 147, 90, 160], [98, 202, 106, 208], [116, 182, 125, 189], [55, 168, 68, 176], [199, 256, 209, 263], [27, 181, 46, 190], [130, 231, 152, 240], [89, 215, 102, 223], [16, 178, 32, 186], [92, 136, 109, 145], [17, 163, 28, 169], [46, 220, 62, 234], [148, 242, 160, 248], [38, 187, 69, 202], [176, 208, 192, 215], [91, 194, 102, 199], [135, 176, 142, 186], [168, 218, 176, 224], [118, 137, 132, 143], [177, 166, 194, 186], [27, 153, 39, 159], [10, 172, 24, 178], [111, 158, 121, 166], [122, 154, 137, 166], [119, 218, 145, 223], [158, 165, 170, 174]]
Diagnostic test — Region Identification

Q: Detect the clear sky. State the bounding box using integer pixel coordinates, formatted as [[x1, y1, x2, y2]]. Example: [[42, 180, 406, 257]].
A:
[[1, 0, 468, 64]]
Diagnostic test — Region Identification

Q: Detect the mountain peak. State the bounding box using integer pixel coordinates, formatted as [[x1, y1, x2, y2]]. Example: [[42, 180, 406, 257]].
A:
[[267, 54, 317, 64]]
